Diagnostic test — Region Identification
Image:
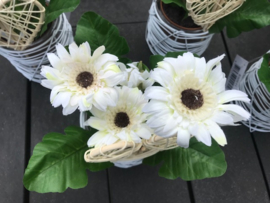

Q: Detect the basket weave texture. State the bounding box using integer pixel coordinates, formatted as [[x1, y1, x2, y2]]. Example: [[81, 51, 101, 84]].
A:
[[0, 0, 45, 50], [186, 0, 245, 31], [84, 134, 179, 163]]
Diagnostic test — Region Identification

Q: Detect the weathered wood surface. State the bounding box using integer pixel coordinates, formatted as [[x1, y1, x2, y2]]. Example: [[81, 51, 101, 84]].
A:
[[0, 0, 270, 202], [0, 56, 27, 203]]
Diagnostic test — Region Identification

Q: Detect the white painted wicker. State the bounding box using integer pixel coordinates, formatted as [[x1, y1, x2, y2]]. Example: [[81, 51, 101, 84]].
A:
[[0, 14, 73, 83], [236, 57, 270, 132], [145, 0, 214, 56]]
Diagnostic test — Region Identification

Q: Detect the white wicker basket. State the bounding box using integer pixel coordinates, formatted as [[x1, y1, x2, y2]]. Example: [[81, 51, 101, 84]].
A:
[[0, 14, 73, 83], [236, 58, 270, 132], [145, 0, 214, 56]]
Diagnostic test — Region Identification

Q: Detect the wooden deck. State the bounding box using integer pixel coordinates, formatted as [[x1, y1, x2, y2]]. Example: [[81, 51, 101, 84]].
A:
[[1, 1, 270, 202]]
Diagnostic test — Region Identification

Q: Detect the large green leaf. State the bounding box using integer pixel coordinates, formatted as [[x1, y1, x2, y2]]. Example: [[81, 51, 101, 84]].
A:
[[143, 138, 227, 180], [209, 0, 270, 38], [38, 0, 80, 36], [258, 53, 270, 93], [161, 0, 186, 9], [74, 12, 129, 57], [23, 126, 113, 193]]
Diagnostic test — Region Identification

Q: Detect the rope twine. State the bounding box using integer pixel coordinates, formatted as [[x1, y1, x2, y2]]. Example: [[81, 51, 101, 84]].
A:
[[236, 57, 270, 132], [0, 0, 45, 50], [80, 112, 179, 163], [0, 14, 73, 82], [84, 135, 178, 163], [186, 0, 245, 31], [145, 0, 213, 56]]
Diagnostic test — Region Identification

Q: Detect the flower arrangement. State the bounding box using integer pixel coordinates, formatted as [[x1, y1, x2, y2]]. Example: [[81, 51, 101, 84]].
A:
[[23, 11, 251, 193]]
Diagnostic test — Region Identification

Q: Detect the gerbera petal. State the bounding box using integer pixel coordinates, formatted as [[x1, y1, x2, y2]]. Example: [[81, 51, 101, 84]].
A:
[[162, 115, 178, 135], [62, 104, 78, 115], [61, 92, 72, 108], [189, 124, 212, 146], [47, 53, 62, 70], [144, 86, 169, 101], [157, 60, 175, 78], [143, 100, 169, 114], [150, 68, 173, 87], [219, 104, 250, 121], [194, 57, 207, 79], [182, 52, 196, 70], [95, 53, 118, 68], [68, 42, 79, 59], [218, 90, 250, 104], [147, 116, 167, 128], [56, 43, 71, 61], [70, 94, 81, 106], [135, 124, 152, 139], [85, 117, 106, 130], [92, 45, 105, 61], [205, 120, 227, 146], [211, 111, 235, 125], [93, 89, 111, 111], [87, 131, 107, 147], [51, 92, 70, 108], [79, 42, 91, 57], [177, 128, 190, 148], [205, 54, 225, 80]]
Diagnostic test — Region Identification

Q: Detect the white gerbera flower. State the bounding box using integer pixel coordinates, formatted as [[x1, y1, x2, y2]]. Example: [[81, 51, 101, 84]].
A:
[[143, 52, 250, 148], [119, 62, 154, 90], [85, 86, 152, 147], [41, 42, 125, 115]]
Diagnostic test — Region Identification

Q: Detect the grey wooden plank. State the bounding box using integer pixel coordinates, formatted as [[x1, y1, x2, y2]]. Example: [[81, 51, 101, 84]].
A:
[[253, 132, 270, 190], [192, 33, 269, 202], [224, 26, 270, 61], [70, 0, 152, 26], [224, 25, 270, 199], [108, 22, 191, 203], [193, 126, 269, 203], [29, 82, 110, 202], [0, 56, 27, 203], [109, 165, 191, 203]]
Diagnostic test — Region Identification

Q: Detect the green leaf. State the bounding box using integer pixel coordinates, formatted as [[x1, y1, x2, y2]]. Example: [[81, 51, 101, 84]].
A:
[[258, 53, 270, 93], [38, 0, 80, 36], [209, 0, 270, 38], [149, 55, 164, 70], [118, 57, 132, 65], [23, 126, 113, 193], [161, 0, 186, 9], [143, 138, 227, 180], [74, 12, 129, 57]]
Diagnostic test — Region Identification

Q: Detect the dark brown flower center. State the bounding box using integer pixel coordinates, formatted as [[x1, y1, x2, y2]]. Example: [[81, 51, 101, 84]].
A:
[[114, 112, 130, 128], [76, 71, 93, 88], [181, 89, 203, 110]]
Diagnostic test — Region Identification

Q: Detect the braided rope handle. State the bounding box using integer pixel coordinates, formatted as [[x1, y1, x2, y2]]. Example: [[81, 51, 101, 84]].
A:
[[0, 0, 45, 50], [186, 0, 245, 31], [84, 135, 178, 163]]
